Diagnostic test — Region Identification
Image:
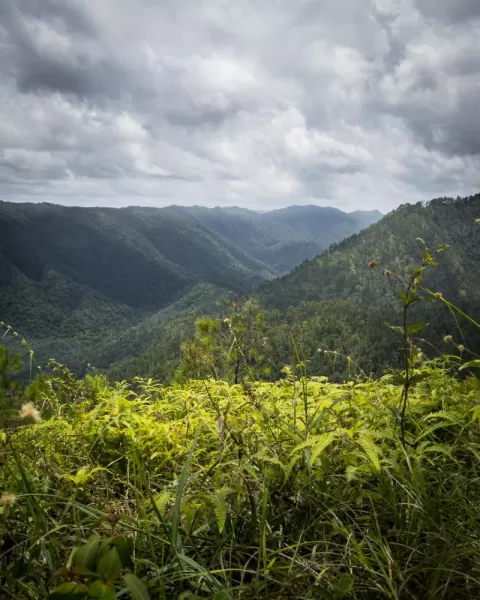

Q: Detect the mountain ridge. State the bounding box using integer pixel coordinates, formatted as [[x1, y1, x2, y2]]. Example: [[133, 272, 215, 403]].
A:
[[106, 193, 480, 383], [0, 200, 381, 372]]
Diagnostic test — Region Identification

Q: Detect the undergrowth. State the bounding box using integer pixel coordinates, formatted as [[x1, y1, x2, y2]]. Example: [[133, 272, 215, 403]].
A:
[[1, 360, 480, 599]]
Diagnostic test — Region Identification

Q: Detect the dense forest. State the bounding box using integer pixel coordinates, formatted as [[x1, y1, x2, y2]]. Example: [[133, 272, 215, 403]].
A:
[[0, 201, 380, 375], [104, 194, 480, 384], [3, 195, 480, 384]]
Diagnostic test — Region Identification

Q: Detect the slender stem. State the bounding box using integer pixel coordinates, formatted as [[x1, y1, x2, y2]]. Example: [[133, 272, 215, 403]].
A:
[[400, 278, 414, 446]]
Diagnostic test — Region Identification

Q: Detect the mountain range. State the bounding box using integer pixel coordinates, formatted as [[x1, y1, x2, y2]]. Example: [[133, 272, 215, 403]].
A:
[[106, 194, 480, 382], [0, 201, 381, 373], [2, 194, 479, 383]]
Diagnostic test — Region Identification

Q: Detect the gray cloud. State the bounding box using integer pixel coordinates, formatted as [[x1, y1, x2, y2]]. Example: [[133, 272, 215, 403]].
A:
[[1, 0, 128, 100], [0, 0, 479, 212], [416, 0, 480, 23]]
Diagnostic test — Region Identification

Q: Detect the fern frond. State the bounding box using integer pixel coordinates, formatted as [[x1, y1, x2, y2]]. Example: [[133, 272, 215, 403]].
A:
[[356, 433, 381, 471]]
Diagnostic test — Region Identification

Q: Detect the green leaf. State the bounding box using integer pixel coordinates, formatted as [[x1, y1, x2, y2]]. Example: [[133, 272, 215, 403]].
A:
[[409, 372, 432, 386], [72, 538, 101, 571], [436, 244, 449, 252], [109, 536, 134, 567], [406, 321, 428, 336], [399, 291, 422, 306], [123, 573, 151, 600], [399, 290, 408, 306], [171, 429, 202, 553], [385, 323, 403, 336], [213, 492, 227, 534], [71, 565, 98, 578], [48, 582, 89, 599], [97, 547, 122, 582], [336, 573, 354, 596], [63, 466, 106, 487], [459, 360, 480, 371], [88, 580, 116, 600], [213, 591, 235, 600], [357, 434, 381, 471]]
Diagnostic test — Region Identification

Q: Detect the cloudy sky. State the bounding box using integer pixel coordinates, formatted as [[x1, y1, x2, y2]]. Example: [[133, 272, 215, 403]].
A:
[[0, 0, 479, 212]]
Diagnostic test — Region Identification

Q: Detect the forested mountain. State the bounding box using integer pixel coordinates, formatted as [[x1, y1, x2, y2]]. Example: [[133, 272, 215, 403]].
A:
[[108, 194, 480, 383], [2, 195, 479, 383], [267, 205, 381, 246], [259, 195, 480, 309], [0, 200, 379, 372]]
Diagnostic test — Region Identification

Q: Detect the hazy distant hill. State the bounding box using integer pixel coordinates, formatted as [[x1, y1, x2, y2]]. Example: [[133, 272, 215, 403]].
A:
[[0, 200, 380, 371], [267, 205, 382, 246]]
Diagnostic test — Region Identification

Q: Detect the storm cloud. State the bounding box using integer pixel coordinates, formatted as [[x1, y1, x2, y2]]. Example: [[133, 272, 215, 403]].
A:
[[0, 0, 479, 211]]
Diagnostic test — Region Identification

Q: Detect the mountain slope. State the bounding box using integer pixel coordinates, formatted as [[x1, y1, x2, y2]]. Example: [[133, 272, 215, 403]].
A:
[[157, 204, 382, 275], [267, 205, 381, 248], [259, 195, 480, 310], [244, 194, 480, 380], [0, 200, 380, 373], [105, 195, 480, 383]]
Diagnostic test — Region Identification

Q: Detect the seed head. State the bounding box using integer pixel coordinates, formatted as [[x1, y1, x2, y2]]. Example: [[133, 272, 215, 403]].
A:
[[457, 344, 465, 353], [384, 269, 392, 277], [368, 259, 378, 269], [475, 218, 480, 224], [20, 402, 41, 423], [443, 335, 453, 343], [1, 492, 17, 506], [434, 292, 443, 299]]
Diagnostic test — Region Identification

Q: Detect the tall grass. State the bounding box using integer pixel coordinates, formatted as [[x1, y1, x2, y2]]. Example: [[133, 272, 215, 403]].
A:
[[1, 361, 480, 599]]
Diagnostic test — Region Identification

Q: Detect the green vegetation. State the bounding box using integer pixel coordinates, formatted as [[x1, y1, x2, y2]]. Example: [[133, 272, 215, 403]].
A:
[[111, 194, 480, 383], [259, 195, 480, 310], [2, 205, 480, 598], [0, 201, 380, 376], [2, 353, 480, 598]]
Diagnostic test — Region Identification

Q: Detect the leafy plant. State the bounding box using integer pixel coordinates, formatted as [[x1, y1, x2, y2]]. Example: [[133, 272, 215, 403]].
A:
[[381, 239, 449, 443], [49, 534, 149, 600]]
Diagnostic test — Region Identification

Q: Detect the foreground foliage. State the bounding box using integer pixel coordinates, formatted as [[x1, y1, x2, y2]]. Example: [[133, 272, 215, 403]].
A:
[[2, 361, 480, 599]]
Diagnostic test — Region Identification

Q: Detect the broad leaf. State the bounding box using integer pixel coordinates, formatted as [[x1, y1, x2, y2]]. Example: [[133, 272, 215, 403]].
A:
[[97, 547, 122, 582], [385, 323, 403, 336], [88, 580, 116, 600], [123, 573, 151, 600], [109, 536, 134, 567], [72, 538, 101, 571], [406, 321, 428, 336], [48, 582, 89, 599]]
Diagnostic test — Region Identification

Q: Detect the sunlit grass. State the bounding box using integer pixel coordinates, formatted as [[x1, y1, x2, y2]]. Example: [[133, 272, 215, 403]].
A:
[[1, 361, 480, 598]]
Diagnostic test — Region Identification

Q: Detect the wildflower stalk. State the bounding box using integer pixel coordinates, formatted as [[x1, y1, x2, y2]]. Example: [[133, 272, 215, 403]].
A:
[[379, 239, 449, 445]]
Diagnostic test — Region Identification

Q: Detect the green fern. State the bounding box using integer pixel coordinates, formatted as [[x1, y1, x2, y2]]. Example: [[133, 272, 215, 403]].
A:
[[356, 433, 382, 471]]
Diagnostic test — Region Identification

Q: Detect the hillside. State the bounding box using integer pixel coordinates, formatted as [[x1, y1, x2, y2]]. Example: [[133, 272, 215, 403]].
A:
[[252, 194, 480, 379], [0, 201, 379, 373], [259, 195, 480, 310], [113, 194, 480, 383]]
